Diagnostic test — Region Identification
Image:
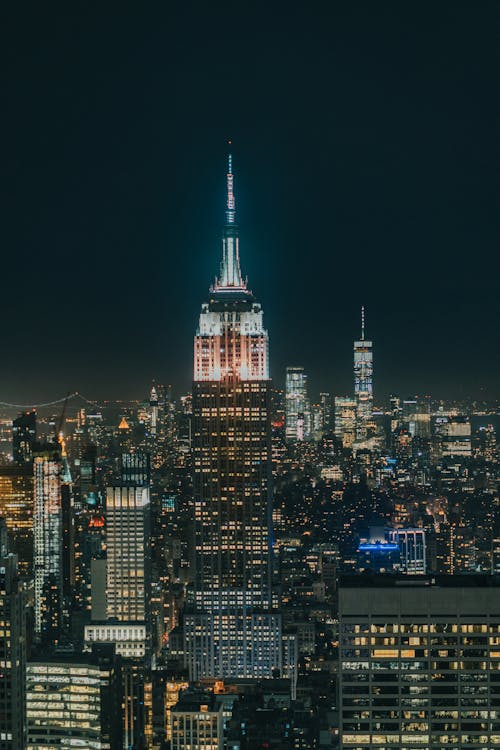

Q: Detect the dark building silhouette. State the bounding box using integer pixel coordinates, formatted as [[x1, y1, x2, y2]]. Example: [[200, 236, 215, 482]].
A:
[[12, 411, 36, 465]]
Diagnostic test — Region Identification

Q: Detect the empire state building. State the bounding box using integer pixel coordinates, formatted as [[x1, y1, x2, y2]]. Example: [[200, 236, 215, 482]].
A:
[[184, 150, 282, 680]]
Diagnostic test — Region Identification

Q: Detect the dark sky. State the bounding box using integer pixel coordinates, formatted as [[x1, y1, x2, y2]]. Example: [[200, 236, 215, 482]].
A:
[[1, 2, 498, 402]]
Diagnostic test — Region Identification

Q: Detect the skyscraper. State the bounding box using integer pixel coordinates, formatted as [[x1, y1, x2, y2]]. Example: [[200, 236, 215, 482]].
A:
[[389, 528, 427, 574], [184, 149, 281, 680], [149, 384, 158, 436], [0, 464, 34, 574], [26, 647, 123, 750], [33, 443, 63, 645], [339, 575, 500, 748], [334, 396, 357, 448], [354, 306, 373, 441], [105, 485, 151, 624], [0, 550, 26, 750], [285, 366, 309, 442], [85, 483, 151, 657], [12, 411, 36, 465]]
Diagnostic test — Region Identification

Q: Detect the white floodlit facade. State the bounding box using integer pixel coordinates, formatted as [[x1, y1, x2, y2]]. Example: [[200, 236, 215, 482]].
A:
[[84, 623, 146, 658]]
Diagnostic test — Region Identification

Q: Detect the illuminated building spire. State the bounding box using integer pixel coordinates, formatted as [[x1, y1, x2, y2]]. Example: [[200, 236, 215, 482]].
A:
[[215, 141, 246, 291], [225, 148, 235, 225], [361, 305, 365, 341]]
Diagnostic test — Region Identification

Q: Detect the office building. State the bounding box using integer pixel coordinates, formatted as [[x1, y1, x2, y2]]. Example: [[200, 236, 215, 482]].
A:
[[438, 417, 472, 457], [170, 691, 224, 750], [121, 452, 151, 486], [149, 385, 158, 435], [354, 307, 373, 441], [184, 150, 281, 680], [0, 551, 26, 750], [319, 391, 332, 432], [12, 411, 36, 465], [402, 397, 431, 439], [105, 485, 150, 624], [26, 646, 122, 750], [0, 464, 34, 574], [285, 366, 309, 441], [334, 396, 357, 448], [389, 528, 426, 574], [33, 443, 63, 645], [339, 575, 500, 749]]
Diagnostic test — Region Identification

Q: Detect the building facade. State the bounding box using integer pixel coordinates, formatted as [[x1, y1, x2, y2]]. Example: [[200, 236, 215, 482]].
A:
[[33, 443, 63, 645], [12, 411, 36, 465], [105, 485, 150, 623], [285, 367, 309, 442], [389, 528, 426, 574], [0, 552, 26, 750], [0, 464, 34, 574], [170, 691, 224, 750], [26, 648, 122, 750], [185, 151, 281, 680], [339, 575, 500, 749], [334, 397, 357, 448], [354, 307, 373, 442]]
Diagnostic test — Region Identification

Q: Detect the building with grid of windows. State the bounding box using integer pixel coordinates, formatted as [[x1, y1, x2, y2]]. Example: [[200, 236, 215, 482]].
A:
[[33, 443, 63, 645], [354, 307, 373, 442], [170, 691, 224, 750], [105, 485, 150, 623], [389, 528, 427, 575], [184, 150, 281, 680], [26, 659, 101, 749], [285, 366, 309, 442], [0, 464, 34, 574], [0, 552, 26, 750], [26, 647, 122, 750], [339, 575, 500, 749]]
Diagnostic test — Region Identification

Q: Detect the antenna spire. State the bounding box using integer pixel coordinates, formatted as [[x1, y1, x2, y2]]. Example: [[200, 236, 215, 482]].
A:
[[214, 141, 245, 291], [225, 138, 235, 225], [361, 305, 365, 341]]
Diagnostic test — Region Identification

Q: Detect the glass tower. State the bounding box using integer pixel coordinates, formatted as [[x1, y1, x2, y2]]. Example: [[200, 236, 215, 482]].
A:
[[354, 306, 373, 441], [33, 443, 63, 645], [285, 366, 309, 442]]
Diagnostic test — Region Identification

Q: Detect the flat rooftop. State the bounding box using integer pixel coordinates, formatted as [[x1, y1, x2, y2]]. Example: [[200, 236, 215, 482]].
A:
[[339, 574, 500, 588]]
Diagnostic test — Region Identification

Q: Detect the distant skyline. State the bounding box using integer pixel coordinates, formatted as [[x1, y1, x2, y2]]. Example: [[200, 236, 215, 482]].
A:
[[1, 3, 498, 401]]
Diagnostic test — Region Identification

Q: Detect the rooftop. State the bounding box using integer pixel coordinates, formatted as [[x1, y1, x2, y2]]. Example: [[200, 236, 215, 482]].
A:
[[339, 574, 500, 589]]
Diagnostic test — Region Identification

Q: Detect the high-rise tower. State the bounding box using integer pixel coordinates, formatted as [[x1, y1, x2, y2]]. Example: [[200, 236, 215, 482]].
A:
[[354, 306, 373, 441], [149, 384, 158, 436], [184, 148, 281, 680], [12, 411, 36, 465], [33, 443, 63, 645], [0, 549, 27, 750], [285, 366, 309, 442]]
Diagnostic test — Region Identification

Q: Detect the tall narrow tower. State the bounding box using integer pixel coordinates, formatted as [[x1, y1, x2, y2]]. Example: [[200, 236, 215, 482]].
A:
[[149, 384, 158, 436], [354, 306, 373, 441], [33, 443, 63, 645], [184, 148, 281, 680], [285, 366, 309, 442]]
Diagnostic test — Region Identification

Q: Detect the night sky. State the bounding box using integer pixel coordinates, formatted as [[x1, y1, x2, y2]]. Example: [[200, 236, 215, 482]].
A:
[[1, 2, 498, 402]]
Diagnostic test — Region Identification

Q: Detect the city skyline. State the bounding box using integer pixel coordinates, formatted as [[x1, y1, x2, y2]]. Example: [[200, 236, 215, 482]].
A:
[[0, 5, 498, 748], [1, 3, 498, 402]]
